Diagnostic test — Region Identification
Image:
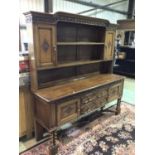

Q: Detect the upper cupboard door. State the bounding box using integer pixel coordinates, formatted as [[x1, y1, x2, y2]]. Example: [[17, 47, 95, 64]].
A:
[[104, 31, 115, 60], [36, 25, 56, 67]]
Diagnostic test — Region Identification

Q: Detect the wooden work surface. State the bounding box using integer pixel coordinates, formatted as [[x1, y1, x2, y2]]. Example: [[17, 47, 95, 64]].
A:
[[35, 74, 124, 102]]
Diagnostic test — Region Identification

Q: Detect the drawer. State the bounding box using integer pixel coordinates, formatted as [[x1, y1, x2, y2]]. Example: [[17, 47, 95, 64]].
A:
[[80, 88, 108, 115], [57, 99, 80, 125], [108, 83, 123, 102]]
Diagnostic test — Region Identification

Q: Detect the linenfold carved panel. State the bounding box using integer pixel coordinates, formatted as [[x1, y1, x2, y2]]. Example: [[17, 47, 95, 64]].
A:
[[80, 88, 108, 115]]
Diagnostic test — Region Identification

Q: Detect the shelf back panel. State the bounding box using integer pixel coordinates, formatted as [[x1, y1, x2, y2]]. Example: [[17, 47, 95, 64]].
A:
[[57, 46, 77, 63], [57, 22, 105, 42], [38, 63, 102, 87], [77, 45, 103, 60], [38, 67, 76, 84], [57, 22, 77, 42], [77, 63, 100, 75], [57, 45, 103, 64]]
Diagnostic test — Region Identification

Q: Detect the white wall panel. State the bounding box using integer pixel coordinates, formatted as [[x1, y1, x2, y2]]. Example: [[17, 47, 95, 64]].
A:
[[19, 0, 45, 52], [19, 0, 44, 25]]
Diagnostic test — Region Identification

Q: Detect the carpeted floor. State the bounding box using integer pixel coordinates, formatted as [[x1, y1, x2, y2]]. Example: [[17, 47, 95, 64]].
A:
[[20, 103, 135, 155]]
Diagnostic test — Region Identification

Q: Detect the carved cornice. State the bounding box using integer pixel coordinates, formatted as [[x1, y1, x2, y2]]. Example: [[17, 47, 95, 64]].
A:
[[54, 12, 109, 27], [24, 11, 115, 28], [107, 24, 118, 31], [24, 12, 56, 24]]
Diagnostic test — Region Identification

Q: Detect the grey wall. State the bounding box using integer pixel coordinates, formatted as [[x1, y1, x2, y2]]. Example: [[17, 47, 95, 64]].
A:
[[19, 0, 129, 24], [53, 0, 129, 23]]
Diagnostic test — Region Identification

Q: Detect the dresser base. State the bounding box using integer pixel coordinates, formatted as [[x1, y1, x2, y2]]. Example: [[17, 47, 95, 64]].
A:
[[35, 97, 122, 155]]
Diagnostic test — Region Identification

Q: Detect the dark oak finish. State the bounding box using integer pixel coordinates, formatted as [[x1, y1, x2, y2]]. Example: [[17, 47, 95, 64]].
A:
[[25, 11, 124, 155]]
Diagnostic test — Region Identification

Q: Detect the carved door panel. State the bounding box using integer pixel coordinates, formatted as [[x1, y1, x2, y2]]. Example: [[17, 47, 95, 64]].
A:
[[104, 31, 115, 60], [35, 25, 56, 67], [57, 99, 80, 125]]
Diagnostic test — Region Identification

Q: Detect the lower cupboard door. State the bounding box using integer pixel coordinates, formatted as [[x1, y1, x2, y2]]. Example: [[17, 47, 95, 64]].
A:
[[57, 99, 80, 125]]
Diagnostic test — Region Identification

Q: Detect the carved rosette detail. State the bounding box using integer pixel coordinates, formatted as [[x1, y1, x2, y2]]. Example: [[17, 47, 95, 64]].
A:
[[42, 39, 49, 52]]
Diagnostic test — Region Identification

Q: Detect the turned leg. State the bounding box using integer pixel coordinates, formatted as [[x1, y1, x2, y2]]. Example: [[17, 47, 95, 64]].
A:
[[100, 106, 104, 112], [115, 98, 121, 115], [49, 130, 58, 155], [34, 120, 44, 141]]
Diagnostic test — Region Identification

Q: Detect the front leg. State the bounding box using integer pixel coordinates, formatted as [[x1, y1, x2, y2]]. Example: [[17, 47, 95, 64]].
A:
[[34, 120, 44, 141], [49, 130, 58, 155], [115, 98, 121, 115]]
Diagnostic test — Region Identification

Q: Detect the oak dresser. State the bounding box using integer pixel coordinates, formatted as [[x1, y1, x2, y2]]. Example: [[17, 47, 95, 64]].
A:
[[25, 11, 124, 155]]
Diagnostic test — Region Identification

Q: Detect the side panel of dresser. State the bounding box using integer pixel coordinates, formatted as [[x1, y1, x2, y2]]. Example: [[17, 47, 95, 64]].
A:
[[34, 80, 124, 140], [34, 98, 54, 140], [108, 82, 123, 102], [26, 23, 56, 91]]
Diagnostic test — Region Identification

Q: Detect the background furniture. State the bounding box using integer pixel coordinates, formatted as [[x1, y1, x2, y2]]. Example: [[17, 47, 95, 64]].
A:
[[25, 11, 124, 154], [114, 19, 135, 77], [19, 55, 34, 138], [19, 86, 34, 138]]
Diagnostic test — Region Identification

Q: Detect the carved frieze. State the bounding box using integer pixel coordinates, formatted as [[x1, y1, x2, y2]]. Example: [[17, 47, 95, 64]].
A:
[[24, 11, 113, 28]]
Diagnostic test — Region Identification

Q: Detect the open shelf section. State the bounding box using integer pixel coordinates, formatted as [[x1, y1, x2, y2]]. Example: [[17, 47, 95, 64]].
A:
[[37, 60, 111, 71], [57, 42, 105, 45]]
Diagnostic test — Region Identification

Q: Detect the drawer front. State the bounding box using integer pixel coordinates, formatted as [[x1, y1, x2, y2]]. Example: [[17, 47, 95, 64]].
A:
[[108, 83, 123, 102], [57, 99, 80, 125], [80, 88, 108, 115]]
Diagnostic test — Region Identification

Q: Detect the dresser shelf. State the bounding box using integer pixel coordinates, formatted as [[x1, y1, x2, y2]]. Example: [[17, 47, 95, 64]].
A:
[[37, 60, 112, 71], [57, 42, 105, 45]]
